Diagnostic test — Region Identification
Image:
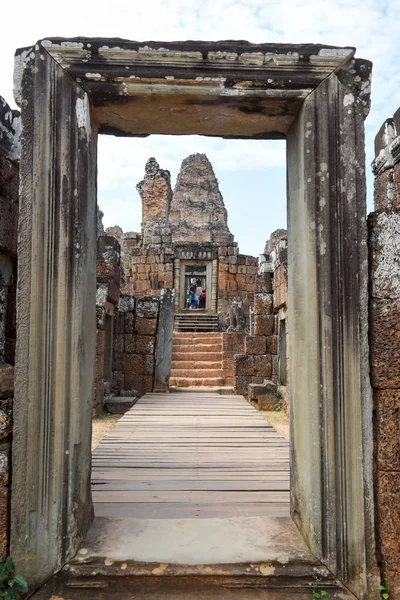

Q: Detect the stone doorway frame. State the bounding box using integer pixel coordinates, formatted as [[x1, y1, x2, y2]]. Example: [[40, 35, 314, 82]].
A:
[[11, 39, 377, 598], [178, 260, 215, 312]]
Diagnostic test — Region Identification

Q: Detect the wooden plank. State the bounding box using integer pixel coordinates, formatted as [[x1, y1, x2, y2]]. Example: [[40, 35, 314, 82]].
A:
[[91, 480, 289, 491], [92, 391, 290, 520]]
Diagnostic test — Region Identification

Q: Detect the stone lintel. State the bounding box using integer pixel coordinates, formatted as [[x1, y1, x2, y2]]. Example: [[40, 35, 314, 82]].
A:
[[14, 39, 355, 140]]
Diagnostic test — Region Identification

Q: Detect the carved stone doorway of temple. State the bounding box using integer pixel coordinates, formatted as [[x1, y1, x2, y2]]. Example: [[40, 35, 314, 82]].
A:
[[180, 262, 210, 311], [11, 38, 377, 600]]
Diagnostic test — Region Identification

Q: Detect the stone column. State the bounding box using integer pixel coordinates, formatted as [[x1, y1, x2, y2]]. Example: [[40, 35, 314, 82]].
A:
[[11, 47, 97, 588], [154, 289, 175, 391], [286, 63, 377, 598], [210, 259, 218, 313], [173, 258, 180, 309]]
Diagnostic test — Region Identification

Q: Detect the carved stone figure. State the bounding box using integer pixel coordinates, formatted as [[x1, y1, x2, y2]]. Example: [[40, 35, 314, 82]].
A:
[[228, 296, 243, 331]]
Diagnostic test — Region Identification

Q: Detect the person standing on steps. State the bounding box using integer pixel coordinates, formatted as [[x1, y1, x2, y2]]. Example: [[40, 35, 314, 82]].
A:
[[199, 288, 206, 309], [189, 278, 197, 309]]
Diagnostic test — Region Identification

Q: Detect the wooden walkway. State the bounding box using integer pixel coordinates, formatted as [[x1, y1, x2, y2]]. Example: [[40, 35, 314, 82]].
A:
[[91, 392, 290, 519]]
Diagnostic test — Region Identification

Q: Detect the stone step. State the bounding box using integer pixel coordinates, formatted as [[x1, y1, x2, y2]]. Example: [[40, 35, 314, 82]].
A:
[[173, 334, 222, 343], [174, 316, 220, 332], [169, 376, 225, 387], [172, 343, 222, 352], [32, 554, 352, 599], [170, 360, 222, 370], [169, 369, 224, 378], [172, 351, 223, 362]]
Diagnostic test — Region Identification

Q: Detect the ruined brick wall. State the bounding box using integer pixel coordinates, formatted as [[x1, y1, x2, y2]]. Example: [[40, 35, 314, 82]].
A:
[[112, 296, 160, 395], [94, 236, 122, 416], [268, 231, 288, 411], [231, 230, 289, 412], [0, 96, 20, 561], [233, 271, 277, 401], [218, 248, 258, 328], [369, 109, 400, 596]]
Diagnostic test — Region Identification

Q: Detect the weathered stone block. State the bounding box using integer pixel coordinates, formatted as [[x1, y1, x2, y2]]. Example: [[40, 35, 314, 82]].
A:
[[0, 408, 11, 444], [0, 365, 13, 399], [112, 370, 124, 394], [118, 295, 135, 314], [374, 118, 395, 157], [245, 335, 267, 355], [218, 246, 227, 257], [96, 329, 105, 356], [376, 470, 400, 595], [113, 334, 124, 354], [369, 211, 400, 300], [0, 486, 9, 562], [123, 353, 144, 375], [124, 371, 143, 391], [393, 163, 400, 209], [95, 354, 103, 383], [249, 381, 278, 411], [234, 375, 251, 395], [124, 312, 135, 333], [374, 389, 400, 471], [105, 396, 137, 414], [234, 354, 254, 376], [135, 318, 157, 336], [254, 354, 272, 378], [0, 444, 10, 486], [253, 355, 267, 377], [114, 313, 125, 334], [370, 299, 400, 388], [266, 335, 278, 354], [255, 272, 272, 294], [124, 334, 135, 354], [222, 332, 245, 353], [136, 335, 155, 356], [136, 297, 159, 319], [228, 280, 238, 292], [143, 375, 154, 392], [254, 315, 274, 336], [254, 293, 273, 316]]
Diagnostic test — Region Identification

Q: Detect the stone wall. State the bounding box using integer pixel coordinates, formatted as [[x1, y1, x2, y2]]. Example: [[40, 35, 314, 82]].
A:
[[0, 96, 20, 561], [233, 269, 278, 407], [218, 250, 258, 328], [231, 230, 289, 412], [267, 231, 288, 411], [370, 108, 400, 596], [112, 295, 160, 395], [221, 332, 246, 387]]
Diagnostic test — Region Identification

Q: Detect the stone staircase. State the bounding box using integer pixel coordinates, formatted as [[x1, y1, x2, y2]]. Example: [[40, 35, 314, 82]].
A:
[[174, 312, 220, 332], [169, 331, 224, 387]]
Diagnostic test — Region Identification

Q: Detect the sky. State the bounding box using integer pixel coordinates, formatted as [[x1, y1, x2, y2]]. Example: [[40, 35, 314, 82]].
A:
[[1, 0, 399, 256]]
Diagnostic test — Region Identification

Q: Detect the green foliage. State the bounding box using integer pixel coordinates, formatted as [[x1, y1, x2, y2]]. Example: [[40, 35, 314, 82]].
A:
[[0, 557, 28, 599], [273, 400, 282, 412], [312, 590, 329, 599]]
